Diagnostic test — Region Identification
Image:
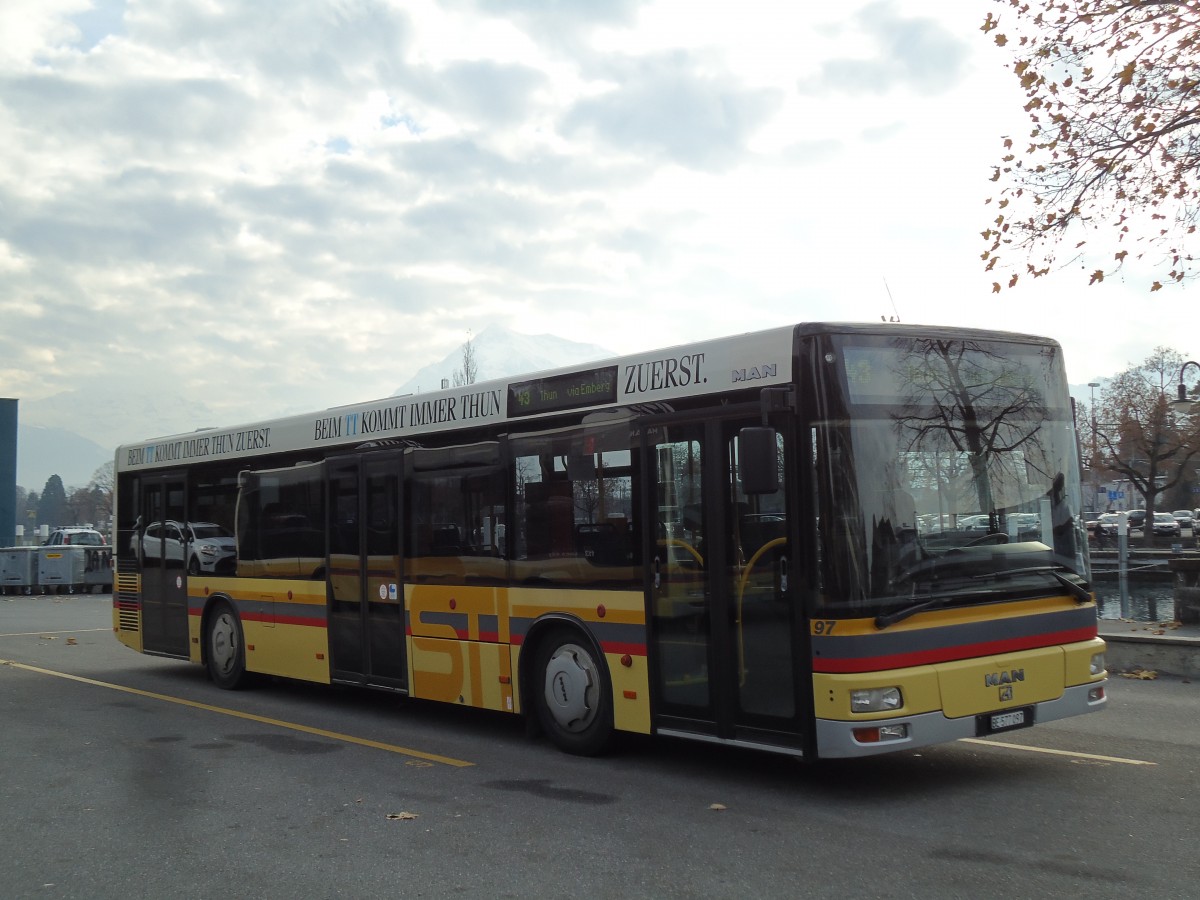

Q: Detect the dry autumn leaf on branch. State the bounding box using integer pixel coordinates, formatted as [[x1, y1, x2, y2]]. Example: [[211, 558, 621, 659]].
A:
[[982, 1, 1200, 290]]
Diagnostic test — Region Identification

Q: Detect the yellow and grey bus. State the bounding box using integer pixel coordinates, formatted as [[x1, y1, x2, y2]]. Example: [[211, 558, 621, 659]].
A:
[[112, 322, 1107, 759]]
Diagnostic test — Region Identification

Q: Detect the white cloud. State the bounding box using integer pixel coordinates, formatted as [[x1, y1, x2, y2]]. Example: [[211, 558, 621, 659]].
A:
[[0, 0, 1189, 469]]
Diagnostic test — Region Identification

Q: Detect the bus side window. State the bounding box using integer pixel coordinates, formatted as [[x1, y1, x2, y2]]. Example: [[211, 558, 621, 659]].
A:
[[510, 426, 639, 588], [236, 463, 325, 579], [406, 467, 505, 584]]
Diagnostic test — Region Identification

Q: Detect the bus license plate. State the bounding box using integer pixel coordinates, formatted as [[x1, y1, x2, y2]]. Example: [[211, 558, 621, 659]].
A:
[[977, 707, 1033, 735]]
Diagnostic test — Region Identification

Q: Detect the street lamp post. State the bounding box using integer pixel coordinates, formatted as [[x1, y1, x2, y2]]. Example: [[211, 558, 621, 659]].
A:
[[1171, 360, 1200, 415], [1089, 381, 1100, 511], [1171, 362, 1200, 551]]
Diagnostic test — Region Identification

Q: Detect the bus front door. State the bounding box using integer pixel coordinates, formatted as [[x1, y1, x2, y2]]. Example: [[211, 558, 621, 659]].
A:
[[139, 474, 190, 657], [326, 452, 407, 689], [648, 416, 801, 748]]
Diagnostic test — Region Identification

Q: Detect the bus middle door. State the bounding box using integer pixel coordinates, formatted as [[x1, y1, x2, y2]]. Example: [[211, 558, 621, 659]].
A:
[[326, 452, 407, 689]]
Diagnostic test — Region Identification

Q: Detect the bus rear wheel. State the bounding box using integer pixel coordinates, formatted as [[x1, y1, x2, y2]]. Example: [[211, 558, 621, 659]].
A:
[[206, 601, 249, 690], [534, 629, 613, 756]]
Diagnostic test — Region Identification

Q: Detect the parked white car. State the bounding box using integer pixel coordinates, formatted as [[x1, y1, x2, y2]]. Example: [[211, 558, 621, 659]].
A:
[[44, 527, 106, 546], [138, 520, 236, 575]]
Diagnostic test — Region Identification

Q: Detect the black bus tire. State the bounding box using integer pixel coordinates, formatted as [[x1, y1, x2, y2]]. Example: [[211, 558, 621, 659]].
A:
[[205, 601, 249, 690], [533, 628, 614, 756]]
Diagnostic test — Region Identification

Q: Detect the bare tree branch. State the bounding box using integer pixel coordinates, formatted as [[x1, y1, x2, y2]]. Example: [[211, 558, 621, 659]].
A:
[[1094, 345, 1200, 545]]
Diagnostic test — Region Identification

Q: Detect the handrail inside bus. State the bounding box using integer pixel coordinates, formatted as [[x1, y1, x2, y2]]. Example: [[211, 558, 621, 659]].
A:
[[657, 538, 704, 567], [736, 536, 787, 687]]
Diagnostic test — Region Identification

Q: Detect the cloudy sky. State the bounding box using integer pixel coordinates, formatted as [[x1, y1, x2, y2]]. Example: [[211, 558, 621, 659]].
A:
[[1, 0, 1191, 448]]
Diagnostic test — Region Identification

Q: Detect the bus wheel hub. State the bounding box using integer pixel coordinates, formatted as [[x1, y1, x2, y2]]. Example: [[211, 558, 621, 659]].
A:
[[544, 646, 594, 732]]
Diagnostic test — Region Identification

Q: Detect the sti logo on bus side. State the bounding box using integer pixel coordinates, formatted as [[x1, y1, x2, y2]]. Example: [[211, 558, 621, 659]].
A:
[[985, 669, 1025, 687]]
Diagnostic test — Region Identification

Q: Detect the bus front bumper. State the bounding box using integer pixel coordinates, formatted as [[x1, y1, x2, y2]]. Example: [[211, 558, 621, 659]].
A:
[[814, 680, 1108, 759]]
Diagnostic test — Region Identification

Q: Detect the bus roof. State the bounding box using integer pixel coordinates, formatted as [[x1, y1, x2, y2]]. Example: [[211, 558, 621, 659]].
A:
[[116, 324, 799, 474], [113, 321, 1064, 475]]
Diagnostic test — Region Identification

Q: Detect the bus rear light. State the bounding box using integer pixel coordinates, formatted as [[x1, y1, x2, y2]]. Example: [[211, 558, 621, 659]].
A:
[[850, 687, 902, 713], [852, 724, 908, 744]]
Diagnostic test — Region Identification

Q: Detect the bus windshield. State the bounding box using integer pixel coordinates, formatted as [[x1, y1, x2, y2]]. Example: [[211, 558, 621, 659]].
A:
[[812, 332, 1090, 619]]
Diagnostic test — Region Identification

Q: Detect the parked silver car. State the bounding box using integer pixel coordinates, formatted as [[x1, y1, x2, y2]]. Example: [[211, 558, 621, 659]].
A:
[[1152, 512, 1181, 538]]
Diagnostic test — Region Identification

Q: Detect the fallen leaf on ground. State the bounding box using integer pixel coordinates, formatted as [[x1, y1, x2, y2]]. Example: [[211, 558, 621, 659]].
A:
[[386, 812, 419, 820], [1119, 669, 1158, 680], [709, 803, 727, 811]]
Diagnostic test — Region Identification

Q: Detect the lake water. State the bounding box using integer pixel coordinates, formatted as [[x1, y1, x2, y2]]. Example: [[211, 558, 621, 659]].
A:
[[1092, 579, 1177, 622]]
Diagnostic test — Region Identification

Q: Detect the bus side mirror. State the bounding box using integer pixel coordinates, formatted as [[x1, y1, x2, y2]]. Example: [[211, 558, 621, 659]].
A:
[[740, 427, 779, 495]]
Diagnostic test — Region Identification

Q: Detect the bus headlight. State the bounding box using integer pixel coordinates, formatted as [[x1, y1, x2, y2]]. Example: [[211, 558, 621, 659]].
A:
[[1090, 652, 1106, 676], [850, 687, 903, 713]]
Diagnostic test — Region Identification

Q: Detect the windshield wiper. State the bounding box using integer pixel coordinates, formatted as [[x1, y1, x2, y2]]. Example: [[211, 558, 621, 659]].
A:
[[876, 565, 1091, 630], [972, 565, 1092, 604], [874, 590, 962, 630]]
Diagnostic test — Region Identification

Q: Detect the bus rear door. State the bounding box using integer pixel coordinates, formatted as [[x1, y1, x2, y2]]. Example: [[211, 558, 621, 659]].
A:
[[138, 473, 190, 657]]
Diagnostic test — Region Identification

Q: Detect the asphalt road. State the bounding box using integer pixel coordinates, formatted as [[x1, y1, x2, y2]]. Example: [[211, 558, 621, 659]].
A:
[[2, 593, 1198, 900]]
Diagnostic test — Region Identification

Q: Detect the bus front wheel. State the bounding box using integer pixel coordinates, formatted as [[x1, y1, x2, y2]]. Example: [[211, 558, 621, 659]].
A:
[[206, 601, 249, 690], [534, 629, 613, 756]]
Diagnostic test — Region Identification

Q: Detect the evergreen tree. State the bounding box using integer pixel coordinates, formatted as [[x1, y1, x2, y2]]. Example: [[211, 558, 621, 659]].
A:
[[36, 475, 70, 528]]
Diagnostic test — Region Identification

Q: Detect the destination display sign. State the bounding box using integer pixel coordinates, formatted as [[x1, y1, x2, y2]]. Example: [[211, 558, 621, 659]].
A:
[[507, 366, 618, 418]]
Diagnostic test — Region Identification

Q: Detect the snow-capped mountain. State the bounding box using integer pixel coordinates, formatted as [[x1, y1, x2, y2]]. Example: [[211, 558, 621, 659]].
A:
[[15, 423, 110, 492], [392, 325, 615, 397], [12, 390, 219, 491]]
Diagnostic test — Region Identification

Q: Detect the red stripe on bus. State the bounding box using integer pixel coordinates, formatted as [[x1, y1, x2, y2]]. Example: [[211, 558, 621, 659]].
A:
[[601, 641, 647, 657], [811, 627, 1098, 674], [186, 607, 326, 628], [222, 612, 327, 628]]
